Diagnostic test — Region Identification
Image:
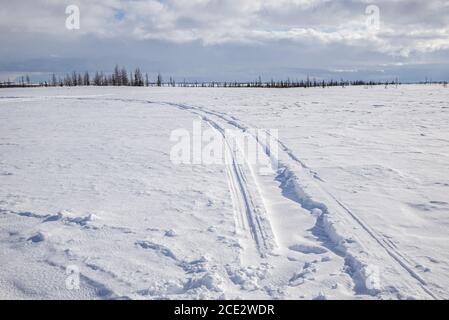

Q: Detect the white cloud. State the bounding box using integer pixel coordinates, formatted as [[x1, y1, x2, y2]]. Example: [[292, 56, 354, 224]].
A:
[[0, 0, 448, 58]]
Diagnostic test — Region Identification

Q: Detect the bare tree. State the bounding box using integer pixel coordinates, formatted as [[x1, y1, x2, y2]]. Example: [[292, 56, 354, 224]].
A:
[[83, 72, 90, 86], [93, 72, 101, 86], [51, 73, 57, 87], [134, 68, 143, 86], [121, 67, 128, 86], [72, 71, 78, 86], [113, 64, 121, 86]]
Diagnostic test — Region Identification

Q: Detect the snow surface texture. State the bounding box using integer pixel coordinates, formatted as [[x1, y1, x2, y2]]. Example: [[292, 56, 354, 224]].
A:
[[0, 85, 448, 300]]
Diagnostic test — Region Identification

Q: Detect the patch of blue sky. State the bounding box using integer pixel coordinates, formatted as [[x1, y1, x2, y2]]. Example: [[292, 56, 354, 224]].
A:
[[114, 9, 126, 21]]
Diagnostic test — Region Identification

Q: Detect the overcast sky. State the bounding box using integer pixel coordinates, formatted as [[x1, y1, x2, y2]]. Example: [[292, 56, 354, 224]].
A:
[[1, 0, 448, 82]]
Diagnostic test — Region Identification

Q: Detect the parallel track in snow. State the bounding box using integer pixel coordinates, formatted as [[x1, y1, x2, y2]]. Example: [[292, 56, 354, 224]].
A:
[[165, 102, 276, 260], [163, 101, 440, 300]]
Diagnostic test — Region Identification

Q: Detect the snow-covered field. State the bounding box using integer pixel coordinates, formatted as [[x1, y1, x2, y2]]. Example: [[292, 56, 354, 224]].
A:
[[1, 85, 448, 300]]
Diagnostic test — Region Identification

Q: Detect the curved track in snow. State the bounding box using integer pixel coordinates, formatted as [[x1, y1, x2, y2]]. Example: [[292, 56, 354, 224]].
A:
[[162, 101, 441, 300], [166, 102, 277, 261]]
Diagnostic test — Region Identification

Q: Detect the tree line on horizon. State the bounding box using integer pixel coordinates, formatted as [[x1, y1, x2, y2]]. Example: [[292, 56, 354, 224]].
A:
[[54, 65, 151, 87], [0, 65, 448, 88]]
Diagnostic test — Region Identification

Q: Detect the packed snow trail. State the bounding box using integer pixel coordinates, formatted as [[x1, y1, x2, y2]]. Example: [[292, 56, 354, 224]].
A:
[[164, 102, 361, 295], [175, 103, 277, 261], [162, 101, 440, 299]]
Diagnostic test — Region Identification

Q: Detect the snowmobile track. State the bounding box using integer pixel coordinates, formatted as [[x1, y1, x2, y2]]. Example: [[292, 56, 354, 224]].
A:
[[165, 101, 441, 300], [165, 102, 276, 260]]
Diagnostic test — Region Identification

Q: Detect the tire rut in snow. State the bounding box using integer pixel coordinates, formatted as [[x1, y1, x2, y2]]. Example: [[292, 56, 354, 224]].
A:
[[165, 102, 440, 299], [165, 102, 276, 260]]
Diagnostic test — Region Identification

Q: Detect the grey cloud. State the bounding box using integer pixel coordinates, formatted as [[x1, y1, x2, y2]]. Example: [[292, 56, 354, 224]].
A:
[[0, 0, 448, 81]]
